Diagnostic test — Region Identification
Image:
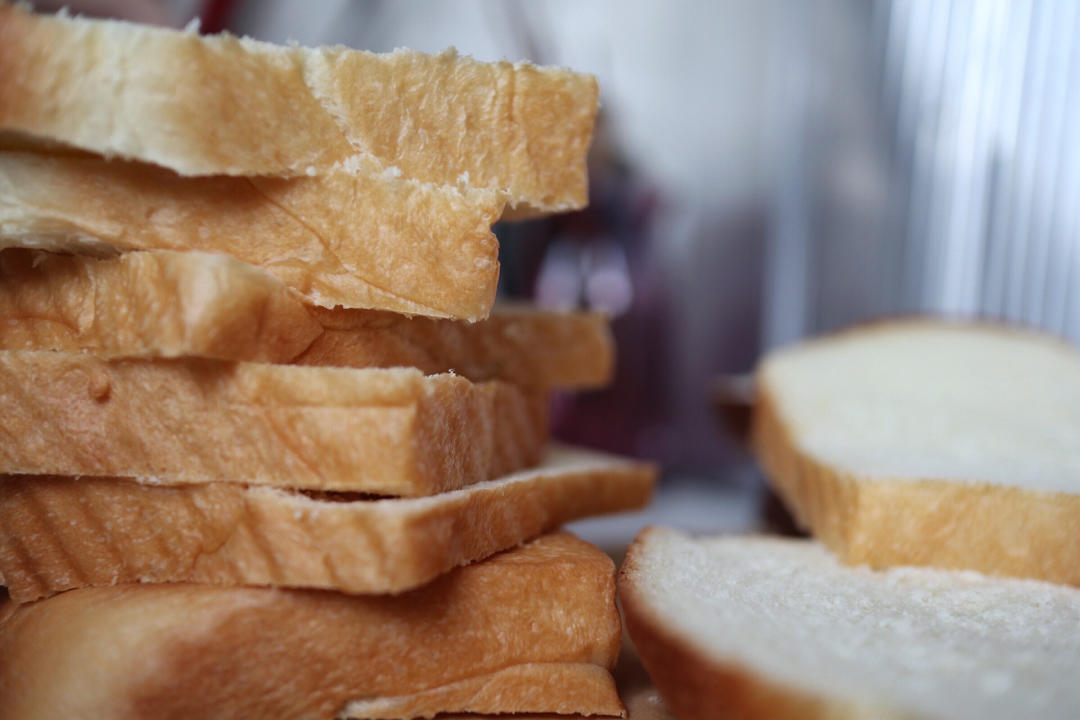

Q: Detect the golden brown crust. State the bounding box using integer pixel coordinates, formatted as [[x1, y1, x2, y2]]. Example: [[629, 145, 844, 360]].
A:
[[0, 351, 547, 495], [0, 249, 614, 388], [0, 4, 597, 214], [302, 304, 615, 390], [0, 248, 322, 363], [0, 533, 622, 720], [0, 151, 502, 318], [618, 527, 852, 720], [752, 385, 1080, 586], [339, 663, 625, 719], [0, 445, 656, 602]]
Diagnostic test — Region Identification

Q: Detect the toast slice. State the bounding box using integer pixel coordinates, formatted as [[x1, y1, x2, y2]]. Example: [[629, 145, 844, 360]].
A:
[[619, 527, 1080, 720], [0, 3, 598, 217], [0, 532, 624, 720], [0, 351, 546, 495], [754, 320, 1080, 585], [0, 249, 613, 388], [0, 445, 655, 602], [0, 151, 502, 317]]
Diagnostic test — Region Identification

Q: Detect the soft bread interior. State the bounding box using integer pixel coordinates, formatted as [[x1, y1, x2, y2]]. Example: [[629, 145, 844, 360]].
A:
[[760, 321, 1080, 493], [622, 527, 1080, 720]]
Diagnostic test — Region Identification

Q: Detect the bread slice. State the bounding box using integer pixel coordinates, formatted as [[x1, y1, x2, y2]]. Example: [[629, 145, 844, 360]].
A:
[[0, 532, 624, 720], [754, 320, 1080, 585], [0, 350, 546, 495], [0, 249, 613, 389], [0, 445, 655, 602], [620, 527, 1080, 720], [0, 3, 598, 217], [338, 663, 623, 719], [0, 151, 502, 317]]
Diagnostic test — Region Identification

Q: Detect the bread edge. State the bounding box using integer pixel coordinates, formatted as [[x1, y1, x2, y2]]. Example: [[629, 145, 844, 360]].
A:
[[752, 382, 1080, 586], [618, 527, 851, 720]]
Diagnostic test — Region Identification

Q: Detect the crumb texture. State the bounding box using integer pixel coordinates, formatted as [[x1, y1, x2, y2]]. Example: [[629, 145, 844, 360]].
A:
[[761, 321, 1080, 493], [624, 528, 1080, 720]]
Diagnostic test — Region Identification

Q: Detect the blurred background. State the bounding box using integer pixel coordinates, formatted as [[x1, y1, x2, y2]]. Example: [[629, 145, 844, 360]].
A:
[[53, 0, 1080, 530]]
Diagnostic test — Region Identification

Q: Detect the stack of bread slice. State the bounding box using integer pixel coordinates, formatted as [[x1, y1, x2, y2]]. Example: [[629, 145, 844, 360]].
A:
[[621, 320, 1080, 720], [0, 6, 655, 719]]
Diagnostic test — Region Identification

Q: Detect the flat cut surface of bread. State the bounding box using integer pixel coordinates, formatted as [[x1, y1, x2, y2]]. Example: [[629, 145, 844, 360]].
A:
[[0, 3, 598, 215], [0, 151, 502, 317], [0, 532, 624, 720], [754, 320, 1080, 585], [0, 445, 655, 602], [0, 249, 613, 388], [0, 351, 546, 495], [619, 527, 1080, 720]]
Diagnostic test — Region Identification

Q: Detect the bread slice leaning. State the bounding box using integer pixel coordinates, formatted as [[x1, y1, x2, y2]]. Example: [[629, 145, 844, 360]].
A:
[[0, 532, 624, 720], [0, 3, 598, 217], [620, 527, 1080, 720], [0, 249, 613, 389], [0, 151, 503, 318], [0, 351, 546, 495], [754, 320, 1080, 585], [0, 445, 655, 602]]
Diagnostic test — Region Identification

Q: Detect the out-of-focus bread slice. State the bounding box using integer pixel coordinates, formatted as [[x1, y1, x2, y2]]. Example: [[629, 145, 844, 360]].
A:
[[0, 532, 624, 720], [0, 3, 598, 216], [0, 152, 502, 318], [0, 351, 546, 495], [0, 445, 655, 602], [338, 663, 623, 719], [619, 527, 1080, 720], [0, 249, 613, 389], [754, 320, 1080, 585]]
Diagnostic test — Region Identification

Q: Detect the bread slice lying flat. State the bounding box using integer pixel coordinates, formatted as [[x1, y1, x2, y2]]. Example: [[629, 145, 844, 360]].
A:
[[0, 249, 613, 389], [620, 527, 1080, 720], [0, 445, 654, 602], [0, 351, 546, 495], [0, 3, 597, 217], [0, 151, 503, 317], [754, 320, 1080, 585], [0, 532, 624, 720]]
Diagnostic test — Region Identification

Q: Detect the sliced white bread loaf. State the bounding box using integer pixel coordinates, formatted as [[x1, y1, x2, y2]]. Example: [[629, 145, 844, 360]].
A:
[[0, 3, 597, 217], [620, 527, 1080, 720], [754, 320, 1080, 585]]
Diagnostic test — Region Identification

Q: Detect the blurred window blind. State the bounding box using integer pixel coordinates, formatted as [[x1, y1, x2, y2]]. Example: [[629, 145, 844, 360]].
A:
[[764, 0, 1080, 346]]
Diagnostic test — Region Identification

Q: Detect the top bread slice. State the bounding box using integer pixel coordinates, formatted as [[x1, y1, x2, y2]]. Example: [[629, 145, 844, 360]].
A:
[[619, 527, 1080, 720], [0, 3, 598, 217], [753, 320, 1080, 585], [0, 532, 624, 720], [0, 249, 613, 389]]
